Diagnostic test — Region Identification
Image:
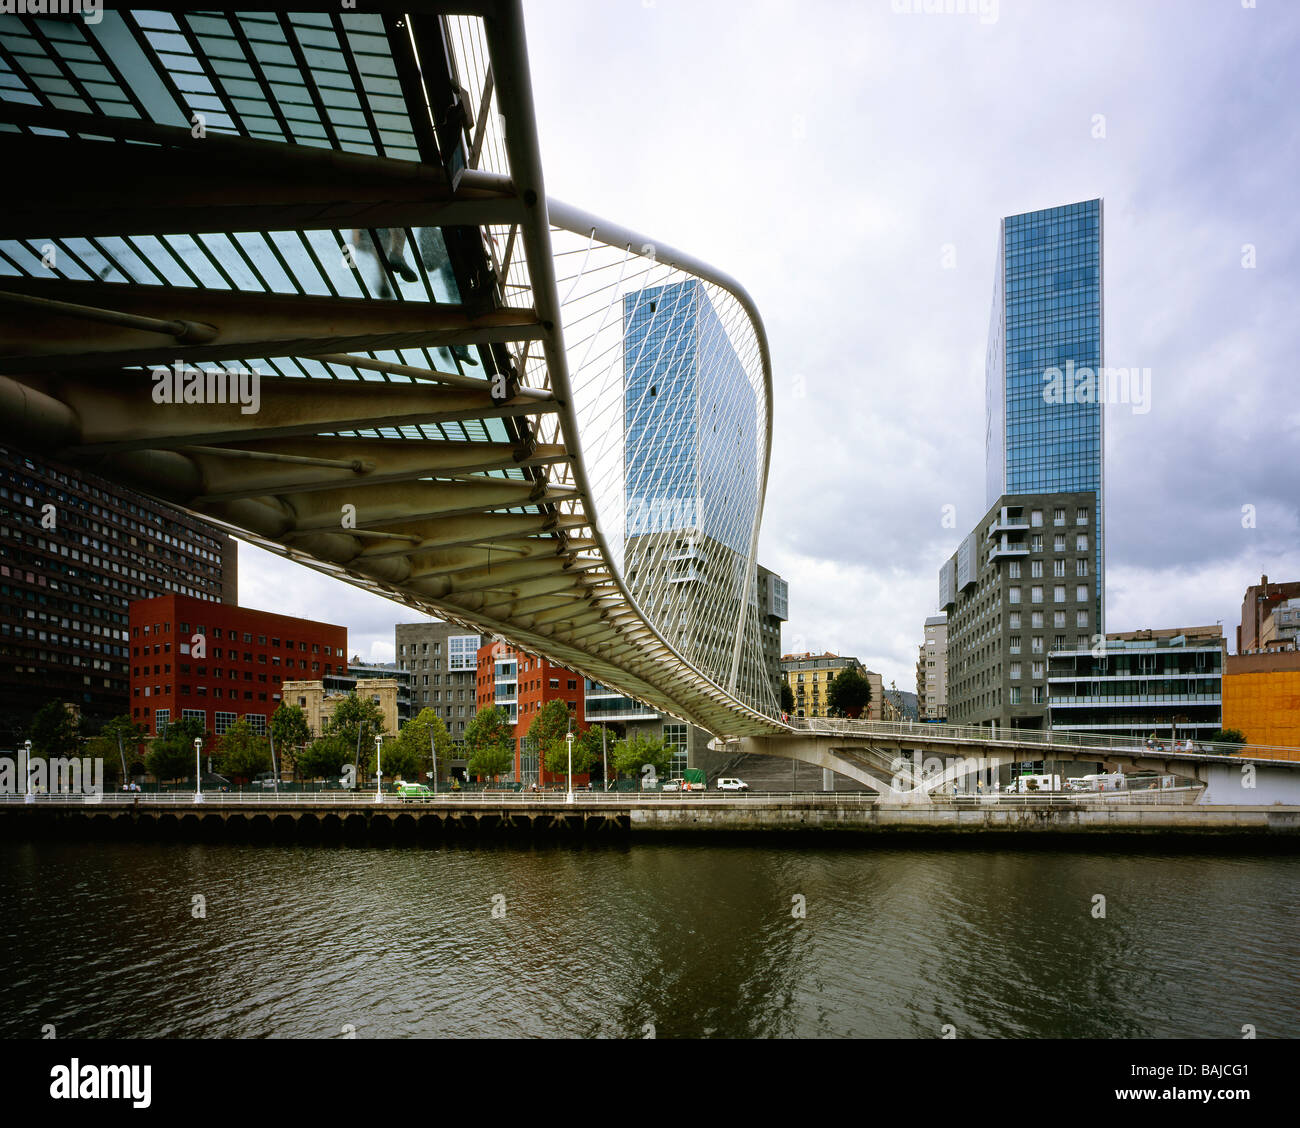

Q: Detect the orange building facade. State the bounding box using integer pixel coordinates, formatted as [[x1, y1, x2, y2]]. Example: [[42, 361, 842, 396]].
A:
[[475, 640, 588, 785], [1222, 651, 1300, 756]]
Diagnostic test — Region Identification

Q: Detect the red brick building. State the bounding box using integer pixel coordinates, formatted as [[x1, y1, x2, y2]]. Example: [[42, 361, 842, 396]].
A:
[[129, 594, 346, 746], [475, 639, 588, 785]]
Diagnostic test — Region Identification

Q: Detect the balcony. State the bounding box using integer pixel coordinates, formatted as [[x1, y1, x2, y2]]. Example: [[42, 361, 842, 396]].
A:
[[988, 537, 1029, 562]]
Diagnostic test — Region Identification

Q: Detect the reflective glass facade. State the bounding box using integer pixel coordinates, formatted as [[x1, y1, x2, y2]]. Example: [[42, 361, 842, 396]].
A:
[[623, 280, 757, 556], [985, 199, 1104, 631]]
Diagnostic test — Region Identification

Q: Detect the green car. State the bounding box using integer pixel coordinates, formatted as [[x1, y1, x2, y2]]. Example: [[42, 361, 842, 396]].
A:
[[395, 783, 433, 801]]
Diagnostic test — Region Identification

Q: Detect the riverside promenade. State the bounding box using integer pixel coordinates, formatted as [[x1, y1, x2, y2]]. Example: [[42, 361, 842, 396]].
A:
[[2, 792, 1298, 839]]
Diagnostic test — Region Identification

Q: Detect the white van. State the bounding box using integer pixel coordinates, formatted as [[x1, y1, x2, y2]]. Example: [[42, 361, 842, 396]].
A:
[[716, 778, 749, 791]]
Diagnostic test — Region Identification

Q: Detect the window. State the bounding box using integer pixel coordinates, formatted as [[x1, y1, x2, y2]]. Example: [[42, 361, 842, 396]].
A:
[[1054, 559, 1066, 577], [214, 711, 238, 735], [1009, 636, 1021, 654], [1077, 635, 1090, 650], [1077, 610, 1089, 628], [1076, 534, 1088, 551], [1030, 510, 1043, 527], [1076, 558, 1089, 577], [448, 635, 480, 671], [1031, 586, 1043, 604], [1031, 560, 1043, 578], [1054, 635, 1067, 651], [1077, 506, 1090, 524], [1009, 687, 1021, 705], [549, 678, 559, 688], [1010, 662, 1021, 680], [1008, 613, 1021, 629], [1054, 585, 1065, 603], [1054, 535, 1065, 552], [1032, 612, 1044, 628], [154, 708, 170, 735], [1032, 686, 1044, 704], [1032, 661, 1044, 678], [1030, 535, 1042, 552], [1053, 508, 1065, 526], [1054, 611, 1066, 628], [1008, 561, 1021, 579], [1032, 637, 1043, 653], [1076, 585, 1089, 602], [1008, 587, 1020, 605]]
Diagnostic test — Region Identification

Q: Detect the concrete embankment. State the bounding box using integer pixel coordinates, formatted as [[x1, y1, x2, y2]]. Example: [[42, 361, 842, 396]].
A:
[[1, 798, 1298, 841]]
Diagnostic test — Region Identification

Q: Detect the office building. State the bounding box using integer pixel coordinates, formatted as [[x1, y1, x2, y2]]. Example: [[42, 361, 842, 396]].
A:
[[942, 492, 1097, 729], [1237, 575, 1300, 654], [985, 199, 1105, 634], [1222, 650, 1300, 751], [395, 621, 481, 743], [1260, 598, 1300, 652], [128, 594, 346, 741], [940, 200, 1106, 729], [1046, 626, 1225, 740], [916, 613, 948, 721], [781, 652, 885, 720], [0, 444, 238, 742], [475, 639, 587, 786], [622, 279, 776, 715]]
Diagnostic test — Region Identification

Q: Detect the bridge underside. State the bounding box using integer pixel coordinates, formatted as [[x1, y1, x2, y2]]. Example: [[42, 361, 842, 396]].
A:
[[0, 3, 781, 738]]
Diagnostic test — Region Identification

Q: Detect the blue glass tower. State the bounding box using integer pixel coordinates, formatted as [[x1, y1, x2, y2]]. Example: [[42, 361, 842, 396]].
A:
[[623, 279, 757, 556], [985, 199, 1104, 631]]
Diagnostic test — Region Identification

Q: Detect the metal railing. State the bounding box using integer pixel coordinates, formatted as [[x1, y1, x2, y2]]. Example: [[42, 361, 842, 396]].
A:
[[0, 787, 1215, 809], [785, 717, 1300, 762]]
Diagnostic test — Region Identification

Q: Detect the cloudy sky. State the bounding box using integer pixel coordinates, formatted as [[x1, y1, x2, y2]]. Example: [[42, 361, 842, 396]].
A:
[[239, 0, 1300, 694]]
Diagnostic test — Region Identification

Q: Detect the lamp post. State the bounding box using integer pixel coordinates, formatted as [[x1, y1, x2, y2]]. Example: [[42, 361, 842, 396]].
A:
[[23, 739, 33, 803], [565, 731, 574, 804], [602, 725, 609, 792], [194, 737, 204, 804], [375, 734, 383, 802]]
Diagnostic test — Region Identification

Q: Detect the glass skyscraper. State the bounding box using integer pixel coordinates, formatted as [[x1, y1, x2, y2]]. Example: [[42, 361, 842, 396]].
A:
[[621, 278, 773, 711], [985, 199, 1104, 632], [623, 279, 758, 556]]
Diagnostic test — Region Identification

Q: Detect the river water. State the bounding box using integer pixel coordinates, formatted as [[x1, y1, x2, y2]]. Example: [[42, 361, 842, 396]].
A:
[[2, 841, 1296, 1039]]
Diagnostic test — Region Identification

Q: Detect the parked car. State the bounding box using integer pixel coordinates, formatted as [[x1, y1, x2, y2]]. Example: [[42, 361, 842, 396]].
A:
[[252, 771, 282, 789], [396, 782, 433, 801], [716, 778, 750, 791], [661, 779, 682, 791]]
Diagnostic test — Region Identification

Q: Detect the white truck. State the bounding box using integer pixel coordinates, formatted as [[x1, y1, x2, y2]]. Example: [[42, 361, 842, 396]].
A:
[[1006, 773, 1062, 794], [1067, 772, 1127, 792]]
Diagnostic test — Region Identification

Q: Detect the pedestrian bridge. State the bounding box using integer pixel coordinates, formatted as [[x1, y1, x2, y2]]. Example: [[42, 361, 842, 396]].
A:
[[728, 718, 1300, 805], [0, 1, 783, 737]]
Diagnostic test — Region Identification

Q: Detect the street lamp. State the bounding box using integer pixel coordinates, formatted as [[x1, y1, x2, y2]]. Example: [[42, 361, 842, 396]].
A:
[[565, 730, 574, 804], [23, 739, 33, 804], [194, 736, 204, 804], [375, 734, 383, 802]]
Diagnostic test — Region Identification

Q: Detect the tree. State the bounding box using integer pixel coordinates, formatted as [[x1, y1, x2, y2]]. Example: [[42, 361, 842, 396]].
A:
[[780, 681, 795, 714], [575, 724, 616, 781], [827, 664, 872, 719], [28, 700, 81, 759], [216, 719, 272, 780], [270, 704, 311, 776], [325, 692, 387, 774], [464, 705, 514, 781], [1207, 728, 1247, 748], [85, 715, 149, 786], [146, 716, 206, 783], [387, 708, 454, 783], [528, 700, 584, 777], [296, 733, 352, 781], [611, 731, 672, 783], [542, 728, 598, 778]]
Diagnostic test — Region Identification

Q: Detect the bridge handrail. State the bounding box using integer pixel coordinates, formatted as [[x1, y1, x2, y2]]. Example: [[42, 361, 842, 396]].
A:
[[783, 717, 1300, 761]]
